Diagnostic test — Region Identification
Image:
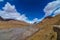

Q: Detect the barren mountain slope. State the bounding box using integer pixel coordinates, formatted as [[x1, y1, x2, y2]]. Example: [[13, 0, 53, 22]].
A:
[[0, 20, 32, 29], [27, 15, 60, 40], [0, 15, 60, 40], [0, 17, 39, 40]]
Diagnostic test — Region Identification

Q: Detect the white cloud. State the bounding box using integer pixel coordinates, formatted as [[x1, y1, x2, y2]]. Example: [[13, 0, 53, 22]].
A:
[[0, 2, 40, 24], [0, 2, 21, 20], [0, 0, 4, 2], [27, 18, 40, 24], [44, 0, 60, 17], [53, 8, 60, 16]]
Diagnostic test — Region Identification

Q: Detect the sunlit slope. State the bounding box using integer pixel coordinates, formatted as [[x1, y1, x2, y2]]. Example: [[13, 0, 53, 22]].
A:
[[27, 15, 60, 40], [0, 15, 60, 40], [0, 20, 31, 29]]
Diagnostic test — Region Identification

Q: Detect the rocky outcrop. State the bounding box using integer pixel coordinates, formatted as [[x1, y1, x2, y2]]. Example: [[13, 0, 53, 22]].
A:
[[53, 25, 60, 40]]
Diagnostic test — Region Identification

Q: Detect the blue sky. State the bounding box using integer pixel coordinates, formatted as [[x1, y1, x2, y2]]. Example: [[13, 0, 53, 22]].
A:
[[0, 0, 54, 20], [0, 0, 60, 24]]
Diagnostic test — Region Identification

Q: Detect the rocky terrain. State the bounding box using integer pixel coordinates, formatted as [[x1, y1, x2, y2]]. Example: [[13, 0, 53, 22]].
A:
[[0, 16, 40, 40], [27, 15, 60, 40], [0, 15, 60, 40], [0, 16, 32, 29]]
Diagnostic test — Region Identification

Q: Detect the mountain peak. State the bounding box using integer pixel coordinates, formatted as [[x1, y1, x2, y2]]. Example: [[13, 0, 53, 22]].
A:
[[0, 16, 15, 21]]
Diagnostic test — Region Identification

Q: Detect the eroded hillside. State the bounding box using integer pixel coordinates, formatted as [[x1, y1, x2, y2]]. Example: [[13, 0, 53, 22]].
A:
[[27, 15, 60, 40], [0, 15, 60, 40], [0, 20, 31, 29]]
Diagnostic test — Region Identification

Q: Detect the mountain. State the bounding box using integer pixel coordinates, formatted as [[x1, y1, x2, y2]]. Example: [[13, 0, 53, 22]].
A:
[[27, 15, 60, 40], [0, 16, 31, 29], [0, 15, 60, 40], [0, 16, 14, 21], [0, 16, 4, 21]]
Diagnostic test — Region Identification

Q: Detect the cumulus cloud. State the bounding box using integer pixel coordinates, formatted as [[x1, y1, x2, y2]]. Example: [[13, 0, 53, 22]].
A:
[[0, 2, 40, 24], [44, 0, 60, 17], [0, 2, 21, 20]]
